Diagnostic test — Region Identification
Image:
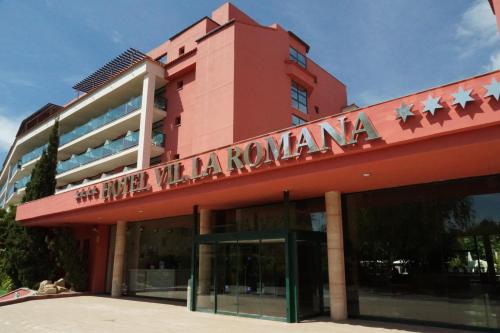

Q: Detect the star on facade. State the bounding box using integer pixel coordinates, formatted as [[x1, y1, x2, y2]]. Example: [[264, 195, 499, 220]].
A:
[[421, 95, 443, 116], [484, 78, 500, 101], [395, 103, 414, 123], [452, 87, 474, 108]]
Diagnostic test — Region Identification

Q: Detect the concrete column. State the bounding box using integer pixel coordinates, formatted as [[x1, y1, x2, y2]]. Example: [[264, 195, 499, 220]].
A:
[[325, 191, 347, 321], [111, 220, 127, 297], [198, 209, 212, 295], [137, 72, 156, 169]]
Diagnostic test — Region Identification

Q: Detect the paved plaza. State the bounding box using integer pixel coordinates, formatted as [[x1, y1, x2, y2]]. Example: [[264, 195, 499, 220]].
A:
[[0, 296, 477, 333]]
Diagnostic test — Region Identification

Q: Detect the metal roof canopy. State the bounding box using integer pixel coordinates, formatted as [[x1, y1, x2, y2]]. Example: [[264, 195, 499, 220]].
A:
[[72, 48, 149, 93]]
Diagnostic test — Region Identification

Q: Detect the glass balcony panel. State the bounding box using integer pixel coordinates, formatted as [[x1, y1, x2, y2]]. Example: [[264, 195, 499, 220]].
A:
[[7, 185, 15, 199], [59, 95, 142, 147], [20, 144, 47, 165], [15, 175, 30, 189], [56, 130, 140, 174], [152, 133, 164, 146]]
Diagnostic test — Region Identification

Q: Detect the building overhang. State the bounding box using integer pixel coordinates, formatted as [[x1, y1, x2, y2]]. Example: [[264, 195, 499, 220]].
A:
[[16, 71, 500, 226]]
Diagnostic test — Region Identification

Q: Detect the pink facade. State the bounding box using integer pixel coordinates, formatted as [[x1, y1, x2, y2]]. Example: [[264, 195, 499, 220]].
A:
[[6, 2, 500, 329], [149, 4, 346, 159]]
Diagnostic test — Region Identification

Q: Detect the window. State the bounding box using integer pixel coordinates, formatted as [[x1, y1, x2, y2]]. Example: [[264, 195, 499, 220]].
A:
[[292, 115, 306, 126], [177, 80, 184, 90], [314, 105, 320, 114], [291, 81, 308, 113], [156, 53, 167, 64], [174, 116, 181, 126], [173, 154, 180, 160], [178, 46, 185, 56], [344, 174, 500, 330], [289, 47, 307, 68]]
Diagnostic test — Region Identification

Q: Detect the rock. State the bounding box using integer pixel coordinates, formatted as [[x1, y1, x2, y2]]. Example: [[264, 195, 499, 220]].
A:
[[55, 286, 68, 293], [54, 278, 65, 288], [43, 286, 57, 295], [38, 285, 57, 295], [38, 280, 52, 293]]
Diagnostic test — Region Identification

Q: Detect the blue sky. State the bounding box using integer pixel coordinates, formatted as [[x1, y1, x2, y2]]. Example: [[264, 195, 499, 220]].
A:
[[0, 0, 498, 163]]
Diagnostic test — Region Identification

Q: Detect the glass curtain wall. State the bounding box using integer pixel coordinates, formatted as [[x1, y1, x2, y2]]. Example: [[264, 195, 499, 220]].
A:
[[196, 238, 287, 319], [122, 215, 193, 300], [344, 174, 500, 330], [194, 199, 328, 322]]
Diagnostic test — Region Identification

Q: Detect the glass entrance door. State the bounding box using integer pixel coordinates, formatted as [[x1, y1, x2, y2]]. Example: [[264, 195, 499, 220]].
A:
[[195, 237, 286, 320], [295, 235, 328, 320]]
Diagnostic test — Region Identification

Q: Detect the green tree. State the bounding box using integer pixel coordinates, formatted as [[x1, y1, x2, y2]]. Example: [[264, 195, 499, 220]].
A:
[[23, 119, 59, 202], [0, 206, 56, 289], [1, 119, 88, 291]]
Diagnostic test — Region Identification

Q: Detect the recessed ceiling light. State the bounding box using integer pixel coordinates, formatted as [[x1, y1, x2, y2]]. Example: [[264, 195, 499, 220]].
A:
[[362, 173, 371, 177], [137, 210, 144, 213]]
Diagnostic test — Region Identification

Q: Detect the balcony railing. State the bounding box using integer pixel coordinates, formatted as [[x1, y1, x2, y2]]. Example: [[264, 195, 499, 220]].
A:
[[5, 174, 31, 201], [0, 181, 6, 194], [6, 185, 15, 201], [56, 131, 140, 174], [152, 131, 165, 147], [20, 145, 47, 166], [8, 161, 21, 180], [15, 175, 30, 190], [17, 95, 143, 167], [4, 129, 164, 203], [59, 95, 142, 146]]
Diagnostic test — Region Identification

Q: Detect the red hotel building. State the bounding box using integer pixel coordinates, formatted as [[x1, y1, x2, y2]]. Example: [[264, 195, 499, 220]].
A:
[[1, 2, 500, 330]]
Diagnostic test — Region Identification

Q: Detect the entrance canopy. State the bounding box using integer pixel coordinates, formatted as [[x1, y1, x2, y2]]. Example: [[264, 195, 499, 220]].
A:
[[16, 71, 500, 226]]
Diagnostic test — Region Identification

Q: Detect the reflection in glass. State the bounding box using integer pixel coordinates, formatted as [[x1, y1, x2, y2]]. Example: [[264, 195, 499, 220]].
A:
[[344, 175, 500, 330], [211, 204, 285, 233], [238, 241, 260, 315], [260, 239, 286, 318], [297, 240, 321, 318], [196, 243, 215, 311], [195, 238, 286, 319], [216, 241, 238, 314], [124, 215, 192, 300], [290, 198, 326, 232]]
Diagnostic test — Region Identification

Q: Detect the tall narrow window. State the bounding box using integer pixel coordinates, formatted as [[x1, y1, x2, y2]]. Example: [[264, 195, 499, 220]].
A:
[[179, 46, 185, 56], [291, 81, 308, 113], [289, 47, 307, 68]]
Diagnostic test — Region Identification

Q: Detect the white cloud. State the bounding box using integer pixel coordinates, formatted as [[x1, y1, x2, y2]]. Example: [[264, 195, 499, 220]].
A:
[[487, 50, 500, 71], [0, 108, 21, 152], [111, 30, 122, 44], [455, 0, 500, 57]]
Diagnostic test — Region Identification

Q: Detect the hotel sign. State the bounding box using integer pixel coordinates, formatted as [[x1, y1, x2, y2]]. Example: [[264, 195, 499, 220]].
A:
[[76, 112, 379, 201]]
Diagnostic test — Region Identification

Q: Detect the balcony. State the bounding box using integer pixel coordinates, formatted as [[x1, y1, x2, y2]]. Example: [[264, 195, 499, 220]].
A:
[[18, 95, 143, 168], [0, 181, 6, 196], [59, 95, 142, 146], [57, 130, 140, 174], [20, 144, 48, 166], [55, 130, 164, 185], [3, 174, 31, 205], [15, 175, 30, 189], [8, 161, 21, 180], [16, 95, 166, 177]]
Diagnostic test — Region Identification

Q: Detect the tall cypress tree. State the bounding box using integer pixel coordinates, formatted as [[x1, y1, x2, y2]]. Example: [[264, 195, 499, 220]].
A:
[[3, 119, 87, 290], [23, 119, 59, 202]]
